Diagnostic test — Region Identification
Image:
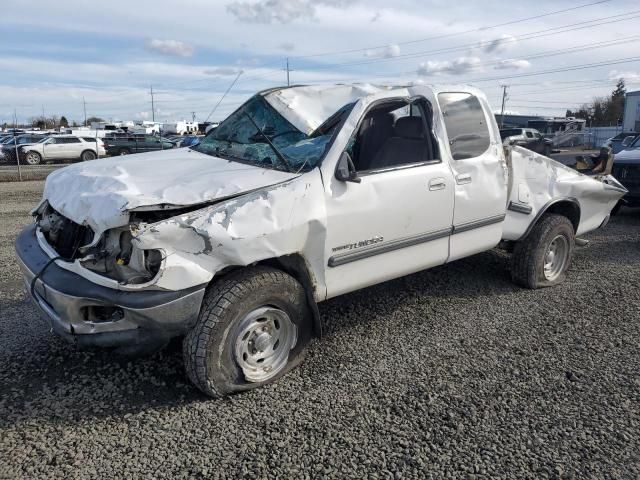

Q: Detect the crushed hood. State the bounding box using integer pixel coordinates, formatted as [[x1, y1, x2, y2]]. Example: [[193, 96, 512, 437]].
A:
[[42, 148, 298, 233]]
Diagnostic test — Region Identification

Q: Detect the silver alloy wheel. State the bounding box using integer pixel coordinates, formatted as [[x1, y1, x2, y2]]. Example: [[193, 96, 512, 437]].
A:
[[543, 234, 569, 281], [234, 306, 297, 383], [82, 151, 96, 161], [25, 152, 40, 165]]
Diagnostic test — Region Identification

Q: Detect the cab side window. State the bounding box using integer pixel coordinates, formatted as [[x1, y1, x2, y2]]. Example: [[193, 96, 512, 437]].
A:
[[350, 98, 439, 172], [438, 92, 491, 160]]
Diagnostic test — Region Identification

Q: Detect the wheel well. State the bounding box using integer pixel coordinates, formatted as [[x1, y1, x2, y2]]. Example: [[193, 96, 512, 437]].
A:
[[212, 254, 323, 337], [545, 200, 580, 232], [519, 198, 581, 241]]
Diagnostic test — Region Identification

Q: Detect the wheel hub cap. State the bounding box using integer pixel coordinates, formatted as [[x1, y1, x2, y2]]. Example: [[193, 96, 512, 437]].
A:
[[234, 307, 297, 383], [543, 235, 569, 281]]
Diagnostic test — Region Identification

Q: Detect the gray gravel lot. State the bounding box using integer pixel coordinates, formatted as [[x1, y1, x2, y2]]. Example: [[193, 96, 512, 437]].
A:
[[1, 181, 639, 479]]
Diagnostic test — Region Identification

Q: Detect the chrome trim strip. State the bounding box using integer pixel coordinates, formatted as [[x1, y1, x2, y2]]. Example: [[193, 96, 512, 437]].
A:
[[452, 214, 506, 234], [507, 201, 533, 215], [328, 227, 452, 267], [359, 159, 441, 177]]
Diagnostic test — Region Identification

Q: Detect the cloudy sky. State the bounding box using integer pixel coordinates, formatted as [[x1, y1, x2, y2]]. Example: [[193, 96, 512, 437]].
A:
[[1, 0, 639, 125]]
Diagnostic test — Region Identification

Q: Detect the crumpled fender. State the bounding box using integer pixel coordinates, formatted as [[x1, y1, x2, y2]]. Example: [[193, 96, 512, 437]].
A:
[[502, 147, 627, 240], [132, 170, 328, 299]]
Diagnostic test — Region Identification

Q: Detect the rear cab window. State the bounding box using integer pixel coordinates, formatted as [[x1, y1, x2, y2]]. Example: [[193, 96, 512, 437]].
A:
[[437, 92, 491, 160]]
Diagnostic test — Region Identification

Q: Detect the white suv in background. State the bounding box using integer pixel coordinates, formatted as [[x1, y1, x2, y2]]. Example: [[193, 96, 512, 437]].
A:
[[19, 135, 106, 165]]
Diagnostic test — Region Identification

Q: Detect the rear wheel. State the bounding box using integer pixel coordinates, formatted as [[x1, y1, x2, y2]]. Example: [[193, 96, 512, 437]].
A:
[[511, 214, 575, 289], [183, 266, 311, 398], [81, 150, 96, 161], [543, 144, 551, 156], [119, 148, 130, 155], [24, 151, 42, 165]]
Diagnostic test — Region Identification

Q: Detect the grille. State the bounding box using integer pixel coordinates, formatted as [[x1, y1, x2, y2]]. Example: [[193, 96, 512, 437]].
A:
[[613, 164, 640, 180]]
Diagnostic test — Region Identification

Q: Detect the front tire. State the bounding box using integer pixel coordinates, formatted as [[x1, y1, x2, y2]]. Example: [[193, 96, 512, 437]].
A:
[[24, 151, 42, 165], [183, 266, 311, 398], [119, 148, 130, 155], [511, 214, 575, 289]]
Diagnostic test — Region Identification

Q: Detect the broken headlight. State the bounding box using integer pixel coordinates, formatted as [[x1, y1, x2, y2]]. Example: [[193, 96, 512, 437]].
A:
[[81, 228, 163, 285]]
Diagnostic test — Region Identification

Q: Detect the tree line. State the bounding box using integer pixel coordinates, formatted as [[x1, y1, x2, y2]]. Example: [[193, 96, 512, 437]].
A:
[[565, 79, 627, 127], [26, 115, 107, 130]]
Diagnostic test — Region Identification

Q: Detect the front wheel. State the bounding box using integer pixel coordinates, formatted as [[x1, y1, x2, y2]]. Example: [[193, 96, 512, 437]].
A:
[[543, 145, 552, 157], [119, 148, 130, 156], [183, 266, 311, 398], [24, 151, 42, 165], [511, 214, 575, 289]]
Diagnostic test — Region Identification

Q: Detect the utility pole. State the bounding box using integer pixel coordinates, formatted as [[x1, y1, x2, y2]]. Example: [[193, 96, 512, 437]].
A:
[[83, 97, 87, 127], [286, 58, 290, 86], [499, 85, 508, 128], [150, 85, 155, 122]]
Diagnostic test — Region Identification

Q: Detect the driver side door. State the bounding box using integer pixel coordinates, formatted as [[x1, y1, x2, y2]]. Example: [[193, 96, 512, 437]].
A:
[[323, 98, 455, 299]]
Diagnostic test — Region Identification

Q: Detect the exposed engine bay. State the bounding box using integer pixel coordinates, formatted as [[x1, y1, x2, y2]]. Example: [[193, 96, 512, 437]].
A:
[[35, 201, 162, 285]]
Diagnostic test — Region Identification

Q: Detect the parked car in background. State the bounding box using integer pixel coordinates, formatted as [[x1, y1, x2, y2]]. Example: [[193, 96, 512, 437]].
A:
[[1, 134, 47, 163], [603, 132, 639, 154], [18, 135, 106, 165], [612, 135, 640, 208], [500, 128, 553, 156], [103, 134, 175, 155]]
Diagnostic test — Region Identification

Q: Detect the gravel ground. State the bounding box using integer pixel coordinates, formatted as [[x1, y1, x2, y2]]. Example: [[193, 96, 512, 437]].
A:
[[1, 181, 639, 479]]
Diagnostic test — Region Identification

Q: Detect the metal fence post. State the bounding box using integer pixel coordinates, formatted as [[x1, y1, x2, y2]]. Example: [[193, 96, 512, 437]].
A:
[[14, 135, 22, 181]]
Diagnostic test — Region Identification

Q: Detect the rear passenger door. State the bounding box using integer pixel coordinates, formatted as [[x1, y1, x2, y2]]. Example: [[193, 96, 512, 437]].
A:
[[437, 92, 508, 262], [60, 137, 82, 159]]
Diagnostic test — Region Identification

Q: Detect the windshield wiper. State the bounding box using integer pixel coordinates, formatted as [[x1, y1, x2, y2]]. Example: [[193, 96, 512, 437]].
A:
[[242, 110, 293, 172]]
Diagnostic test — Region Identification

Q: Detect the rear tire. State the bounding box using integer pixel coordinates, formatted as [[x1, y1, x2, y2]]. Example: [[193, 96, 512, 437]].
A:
[[511, 214, 575, 289], [543, 145, 551, 157], [183, 266, 311, 398], [81, 150, 96, 161], [119, 148, 130, 155]]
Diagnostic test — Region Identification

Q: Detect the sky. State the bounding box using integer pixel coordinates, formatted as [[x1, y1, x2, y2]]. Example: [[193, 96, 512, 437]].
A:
[[0, 0, 639, 125]]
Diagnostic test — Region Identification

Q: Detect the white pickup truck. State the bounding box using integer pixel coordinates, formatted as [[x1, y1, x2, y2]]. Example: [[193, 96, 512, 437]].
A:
[[16, 84, 626, 397]]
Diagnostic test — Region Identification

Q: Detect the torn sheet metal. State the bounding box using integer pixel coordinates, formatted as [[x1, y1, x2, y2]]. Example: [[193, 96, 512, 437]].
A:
[[263, 84, 396, 135], [132, 170, 328, 298], [502, 146, 627, 240], [41, 148, 298, 235]]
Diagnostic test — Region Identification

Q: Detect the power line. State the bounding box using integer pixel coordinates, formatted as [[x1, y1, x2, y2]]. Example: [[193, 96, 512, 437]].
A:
[[468, 55, 640, 83], [289, 0, 613, 60], [239, 2, 621, 86], [296, 10, 640, 72]]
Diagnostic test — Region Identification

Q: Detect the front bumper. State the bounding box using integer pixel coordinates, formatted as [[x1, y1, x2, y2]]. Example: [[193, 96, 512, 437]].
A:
[[15, 224, 206, 349]]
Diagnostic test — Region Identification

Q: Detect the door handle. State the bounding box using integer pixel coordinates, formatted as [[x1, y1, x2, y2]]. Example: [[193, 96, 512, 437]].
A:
[[456, 173, 472, 185], [428, 177, 446, 191]]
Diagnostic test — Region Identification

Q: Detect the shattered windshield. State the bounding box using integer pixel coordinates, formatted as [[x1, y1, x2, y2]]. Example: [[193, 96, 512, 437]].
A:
[[194, 94, 348, 172]]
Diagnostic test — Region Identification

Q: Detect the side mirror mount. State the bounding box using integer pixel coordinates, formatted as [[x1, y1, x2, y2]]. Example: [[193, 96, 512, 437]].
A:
[[335, 151, 361, 183]]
